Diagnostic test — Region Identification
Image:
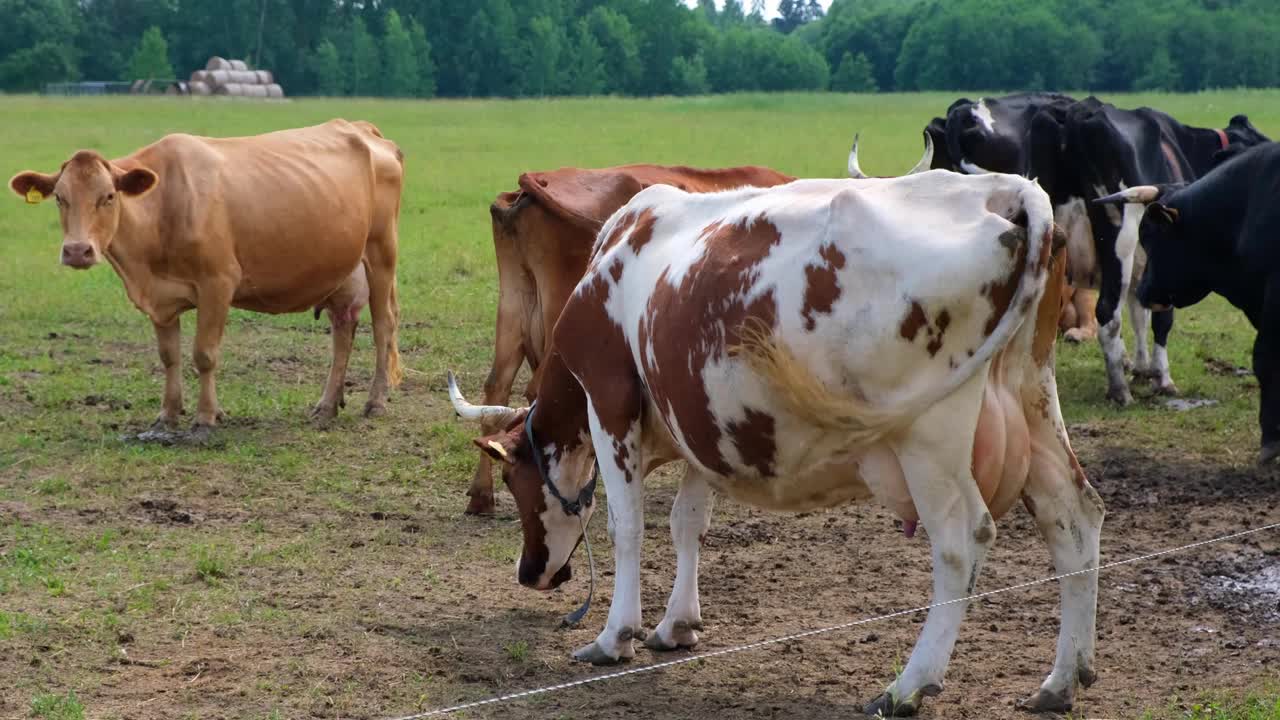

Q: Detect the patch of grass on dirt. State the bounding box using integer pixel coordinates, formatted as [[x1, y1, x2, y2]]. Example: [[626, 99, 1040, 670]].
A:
[[193, 545, 232, 584], [30, 691, 85, 720], [1142, 687, 1280, 719]]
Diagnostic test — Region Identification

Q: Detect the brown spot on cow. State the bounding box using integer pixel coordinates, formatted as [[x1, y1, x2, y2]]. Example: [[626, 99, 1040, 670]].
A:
[[800, 244, 846, 331], [1022, 494, 1038, 518], [926, 308, 951, 356], [900, 301, 928, 341], [595, 209, 640, 256], [982, 239, 1029, 337], [608, 259, 624, 283], [726, 407, 777, 477], [626, 209, 659, 254], [639, 217, 783, 475]]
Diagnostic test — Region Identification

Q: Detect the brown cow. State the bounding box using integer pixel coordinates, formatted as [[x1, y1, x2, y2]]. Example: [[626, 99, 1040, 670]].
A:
[[9, 119, 404, 439], [462, 163, 795, 514]]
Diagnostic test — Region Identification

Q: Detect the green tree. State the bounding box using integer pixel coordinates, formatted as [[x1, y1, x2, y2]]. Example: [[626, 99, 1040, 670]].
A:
[[310, 38, 343, 96], [408, 18, 437, 97], [381, 10, 419, 97], [523, 15, 564, 96], [831, 50, 877, 92], [585, 7, 642, 94], [1136, 46, 1180, 91], [671, 53, 710, 95], [346, 14, 380, 96], [127, 26, 174, 80], [567, 18, 607, 95]]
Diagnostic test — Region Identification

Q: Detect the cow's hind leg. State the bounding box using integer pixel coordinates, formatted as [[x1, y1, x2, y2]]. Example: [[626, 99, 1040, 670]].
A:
[[646, 468, 715, 651], [362, 228, 402, 418], [866, 382, 993, 717], [1019, 368, 1104, 712], [313, 265, 368, 423], [1098, 314, 1132, 405]]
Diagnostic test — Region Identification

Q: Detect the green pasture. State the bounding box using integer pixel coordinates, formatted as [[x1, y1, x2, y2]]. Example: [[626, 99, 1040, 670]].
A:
[[0, 91, 1276, 718]]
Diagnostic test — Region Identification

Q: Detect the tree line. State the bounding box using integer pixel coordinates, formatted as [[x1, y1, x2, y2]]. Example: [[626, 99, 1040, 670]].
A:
[[2, 0, 1278, 97]]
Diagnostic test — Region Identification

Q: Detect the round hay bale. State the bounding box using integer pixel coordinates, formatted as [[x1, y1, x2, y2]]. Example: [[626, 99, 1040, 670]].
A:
[[189, 81, 212, 96], [215, 82, 241, 96], [265, 83, 284, 98], [254, 70, 274, 84], [206, 69, 260, 87], [206, 56, 231, 71], [242, 84, 269, 98], [190, 70, 210, 84], [229, 59, 249, 71]]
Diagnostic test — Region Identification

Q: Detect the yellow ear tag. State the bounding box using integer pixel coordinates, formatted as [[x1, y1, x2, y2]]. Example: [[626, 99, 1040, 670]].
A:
[[25, 188, 44, 204], [486, 440, 510, 460]]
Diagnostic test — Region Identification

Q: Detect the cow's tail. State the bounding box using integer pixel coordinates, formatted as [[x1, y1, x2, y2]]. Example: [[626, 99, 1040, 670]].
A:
[[737, 179, 1055, 448]]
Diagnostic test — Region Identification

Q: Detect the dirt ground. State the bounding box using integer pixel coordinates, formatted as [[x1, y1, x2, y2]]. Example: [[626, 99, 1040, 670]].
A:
[[15, 434, 1269, 720]]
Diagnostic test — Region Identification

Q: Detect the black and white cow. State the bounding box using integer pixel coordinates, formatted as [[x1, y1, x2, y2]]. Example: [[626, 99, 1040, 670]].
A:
[[934, 95, 1269, 404], [1097, 142, 1280, 464]]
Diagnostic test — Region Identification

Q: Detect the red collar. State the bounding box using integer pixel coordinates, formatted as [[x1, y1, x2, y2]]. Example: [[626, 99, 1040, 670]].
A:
[[1216, 128, 1229, 150]]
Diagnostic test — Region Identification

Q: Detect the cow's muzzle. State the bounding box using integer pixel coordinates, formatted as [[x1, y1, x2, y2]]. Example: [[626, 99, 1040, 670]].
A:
[[519, 558, 572, 591], [61, 242, 97, 269]]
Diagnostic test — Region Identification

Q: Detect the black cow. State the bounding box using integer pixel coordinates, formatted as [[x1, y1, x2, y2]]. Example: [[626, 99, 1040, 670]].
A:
[[932, 94, 1269, 404], [1096, 142, 1280, 463]]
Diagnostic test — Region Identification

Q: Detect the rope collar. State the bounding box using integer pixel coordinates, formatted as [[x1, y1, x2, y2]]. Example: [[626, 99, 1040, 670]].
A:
[[524, 401, 598, 627]]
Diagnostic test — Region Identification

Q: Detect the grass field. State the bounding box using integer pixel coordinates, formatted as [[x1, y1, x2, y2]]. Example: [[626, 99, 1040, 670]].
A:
[[1, 91, 1278, 720]]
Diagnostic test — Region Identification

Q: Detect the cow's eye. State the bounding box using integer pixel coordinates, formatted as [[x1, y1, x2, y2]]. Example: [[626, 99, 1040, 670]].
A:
[[54, 195, 67, 208], [99, 193, 114, 208]]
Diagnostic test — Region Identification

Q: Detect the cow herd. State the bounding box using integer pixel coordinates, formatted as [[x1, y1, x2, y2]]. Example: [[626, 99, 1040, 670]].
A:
[[6, 95, 1277, 716]]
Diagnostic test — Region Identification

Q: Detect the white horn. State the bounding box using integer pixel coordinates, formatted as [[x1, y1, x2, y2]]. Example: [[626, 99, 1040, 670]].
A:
[[1093, 185, 1160, 206], [447, 371, 520, 425], [906, 132, 934, 175], [847, 133, 868, 179]]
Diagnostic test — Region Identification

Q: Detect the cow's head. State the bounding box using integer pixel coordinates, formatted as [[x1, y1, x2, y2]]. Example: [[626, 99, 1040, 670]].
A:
[[1094, 184, 1210, 310], [1225, 114, 1270, 148], [447, 372, 595, 591], [9, 151, 158, 269]]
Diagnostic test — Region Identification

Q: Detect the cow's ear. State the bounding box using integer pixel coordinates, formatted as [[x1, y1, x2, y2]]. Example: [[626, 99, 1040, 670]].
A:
[[473, 432, 520, 465], [114, 167, 158, 197], [9, 171, 58, 203], [1148, 203, 1179, 225]]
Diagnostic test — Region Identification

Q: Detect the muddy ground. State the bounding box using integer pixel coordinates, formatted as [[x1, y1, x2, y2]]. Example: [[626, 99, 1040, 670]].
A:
[[9, 433, 1273, 720]]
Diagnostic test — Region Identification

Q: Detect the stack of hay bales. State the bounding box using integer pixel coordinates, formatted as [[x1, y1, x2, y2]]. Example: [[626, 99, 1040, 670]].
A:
[[187, 57, 284, 98]]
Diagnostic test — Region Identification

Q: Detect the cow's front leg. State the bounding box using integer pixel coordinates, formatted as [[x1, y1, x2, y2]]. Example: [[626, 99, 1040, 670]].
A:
[[573, 411, 644, 666], [190, 285, 233, 439], [1149, 308, 1178, 395], [1126, 293, 1154, 377], [1255, 276, 1280, 464], [646, 469, 714, 651], [866, 392, 993, 717], [151, 318, 183, 430]]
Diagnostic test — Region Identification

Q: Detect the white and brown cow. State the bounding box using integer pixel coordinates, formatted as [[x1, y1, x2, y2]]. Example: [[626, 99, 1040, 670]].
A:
[[449, 171, 1104, 715]]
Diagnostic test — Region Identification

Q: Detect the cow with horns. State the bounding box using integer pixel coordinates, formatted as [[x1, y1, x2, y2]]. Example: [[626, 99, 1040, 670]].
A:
[[1096, 142, 1280, 464], [449, 169, 1104, 715]]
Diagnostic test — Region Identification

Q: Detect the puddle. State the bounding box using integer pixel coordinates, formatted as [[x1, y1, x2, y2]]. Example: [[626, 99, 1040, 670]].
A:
[[1205, 561, 1280, 619], [1165, 398, 1219, 411]]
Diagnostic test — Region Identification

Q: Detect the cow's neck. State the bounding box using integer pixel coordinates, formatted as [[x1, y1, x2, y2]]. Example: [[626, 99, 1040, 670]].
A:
[[530, 350, 592, 463], [103, 199, 163, 322], [1178, 125, 1230, 176]]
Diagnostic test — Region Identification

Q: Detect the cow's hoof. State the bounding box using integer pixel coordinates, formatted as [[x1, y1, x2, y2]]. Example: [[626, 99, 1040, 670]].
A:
[[864, 690, 923, 718], [215, 409, 230, 422], [363, 401, 387, 418], [572, 640, 631, 666], [1259, 442, 1280, 466], [1063, 329, 1093, 344], [310, 403, 339, 424], [1105, 387, 1134, 406], [464, 493, 496, 516], [1153, 381, 1179, 396], [644, 619, 702, 651], [1018, 687, 1073, 713], [187, 424, 215, 445]]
